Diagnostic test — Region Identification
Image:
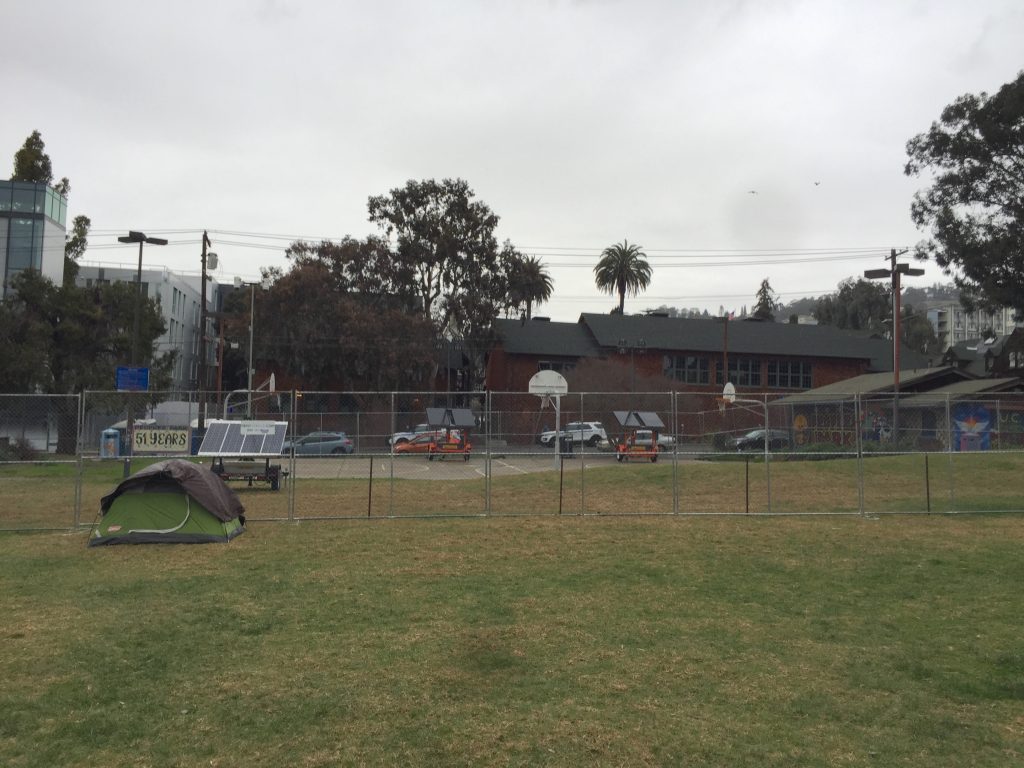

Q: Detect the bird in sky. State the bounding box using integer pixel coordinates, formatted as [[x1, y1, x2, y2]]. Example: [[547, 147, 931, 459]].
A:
[[747, 190, 757, 195], [814, 181, 821, 186]]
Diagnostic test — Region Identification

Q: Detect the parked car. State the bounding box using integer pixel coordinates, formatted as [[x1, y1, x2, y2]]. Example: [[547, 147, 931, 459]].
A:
[[731, 429, 790, 451], [387, 423, 434, 447], [284, 431, 354, 455], [393, 430, 462, 454], [632, 429, 676, 450], [538, 421, 608, 447]]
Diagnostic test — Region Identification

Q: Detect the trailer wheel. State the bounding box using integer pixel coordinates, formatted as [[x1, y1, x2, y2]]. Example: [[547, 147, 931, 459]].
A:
[[650, 455, 658, 463]]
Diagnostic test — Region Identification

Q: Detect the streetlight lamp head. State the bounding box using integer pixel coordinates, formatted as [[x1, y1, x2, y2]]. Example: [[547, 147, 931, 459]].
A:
[[117, 230, 167, 246]]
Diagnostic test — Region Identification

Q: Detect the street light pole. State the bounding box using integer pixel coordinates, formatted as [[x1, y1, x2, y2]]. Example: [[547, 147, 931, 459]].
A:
[[117, 231, 168, 366], [198, 231, 214, 431], [116, 230, 167, 477], [247, 282, 255, 418], [865, 249, 924, 443]]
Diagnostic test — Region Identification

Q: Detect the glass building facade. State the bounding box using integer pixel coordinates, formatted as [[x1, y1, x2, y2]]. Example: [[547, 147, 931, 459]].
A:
[[0, 181, 68, 297]]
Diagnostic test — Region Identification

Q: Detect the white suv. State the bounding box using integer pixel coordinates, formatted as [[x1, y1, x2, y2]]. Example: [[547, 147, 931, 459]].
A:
[[539, 421, 608, 447], [387, 423, 433, 447]]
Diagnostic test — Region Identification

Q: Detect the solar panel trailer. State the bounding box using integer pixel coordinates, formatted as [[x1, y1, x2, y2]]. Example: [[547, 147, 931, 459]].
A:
[[612, 411, 666, 463], [423, 407, 476, 461], [198, 420, 289, 490]]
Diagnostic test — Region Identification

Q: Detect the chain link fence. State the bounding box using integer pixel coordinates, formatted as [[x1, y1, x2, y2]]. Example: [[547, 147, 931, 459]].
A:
[[0, 393, 82, 530], [3, 389, 1023, 531]]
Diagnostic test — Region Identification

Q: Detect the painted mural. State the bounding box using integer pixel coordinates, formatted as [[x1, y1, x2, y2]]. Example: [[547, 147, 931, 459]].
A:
[[952, 403, 991, 451]]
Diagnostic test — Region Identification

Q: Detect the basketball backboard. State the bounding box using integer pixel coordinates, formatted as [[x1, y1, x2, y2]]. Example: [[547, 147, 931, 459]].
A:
[[528, 370, 569, 396]]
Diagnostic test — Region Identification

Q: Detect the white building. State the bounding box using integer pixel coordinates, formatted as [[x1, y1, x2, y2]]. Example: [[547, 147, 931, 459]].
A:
[[76, 264, 218, 392], [926, 303, 1023, 351]]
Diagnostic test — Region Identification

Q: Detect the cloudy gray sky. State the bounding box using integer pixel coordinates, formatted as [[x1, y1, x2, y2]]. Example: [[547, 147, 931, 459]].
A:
[[3, 0, 1022, 319]]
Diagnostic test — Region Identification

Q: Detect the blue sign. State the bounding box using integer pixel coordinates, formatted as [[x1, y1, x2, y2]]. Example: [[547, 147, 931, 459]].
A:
[[116, 366, 150, 392]]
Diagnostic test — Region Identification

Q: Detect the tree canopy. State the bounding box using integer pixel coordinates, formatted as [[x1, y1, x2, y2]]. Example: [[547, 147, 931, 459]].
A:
[[594, 240, 652, 314], [507, 254, 553, 319], [11, 130, 52, 183], [814, 278, 890, 335], [752, 278, 781, 320], [813, 278, 939, 357], [0, 270, 173, 397], [224, 254, 437, 392], [366, 178, 511, 328], [905, 71, 1024, 313], [11, 129, 70, 195]]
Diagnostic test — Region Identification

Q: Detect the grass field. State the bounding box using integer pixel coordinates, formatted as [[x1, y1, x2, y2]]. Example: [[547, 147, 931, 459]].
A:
[[1, 514, 1022, 767]]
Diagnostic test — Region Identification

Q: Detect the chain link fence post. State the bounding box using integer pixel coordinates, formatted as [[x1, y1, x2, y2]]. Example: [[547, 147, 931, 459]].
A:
[[946, 393, 955, 511], [855, 393, 865, 516], [288, 389, 297, 522], [389, 392, 396, 517], [485, 389, 492, 515], [672, 390, 679, 514], [74, 392, 84, 529]]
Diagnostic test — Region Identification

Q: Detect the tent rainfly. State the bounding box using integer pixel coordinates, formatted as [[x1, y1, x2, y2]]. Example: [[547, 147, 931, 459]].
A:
[[89, 459, 246, 546]]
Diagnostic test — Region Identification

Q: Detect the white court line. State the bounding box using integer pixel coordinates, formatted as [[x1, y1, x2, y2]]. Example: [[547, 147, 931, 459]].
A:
[[491, 459, 528, 475]]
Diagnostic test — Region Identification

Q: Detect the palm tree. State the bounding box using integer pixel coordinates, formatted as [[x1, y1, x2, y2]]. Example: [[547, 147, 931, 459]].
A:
[[509, 254, 553, 319], [593, 240, 652, 314]]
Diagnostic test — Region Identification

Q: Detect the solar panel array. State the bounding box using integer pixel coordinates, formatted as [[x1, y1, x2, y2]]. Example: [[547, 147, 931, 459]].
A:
[[612, 410, 666, 429], [198, 420, 289, 456], [425, 407, 477, 428]]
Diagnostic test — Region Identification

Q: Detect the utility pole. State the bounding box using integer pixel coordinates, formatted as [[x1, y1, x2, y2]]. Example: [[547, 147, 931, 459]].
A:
[[198, 231, 211, 431], [865, 248, 923, 443]]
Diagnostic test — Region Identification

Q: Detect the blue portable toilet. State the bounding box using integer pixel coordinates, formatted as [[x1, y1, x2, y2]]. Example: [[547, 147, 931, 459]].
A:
[[100, 429, 120, 458]]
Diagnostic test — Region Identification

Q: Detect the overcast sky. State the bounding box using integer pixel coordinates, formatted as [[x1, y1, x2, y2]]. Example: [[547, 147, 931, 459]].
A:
[[3, 0, 1022, 319]]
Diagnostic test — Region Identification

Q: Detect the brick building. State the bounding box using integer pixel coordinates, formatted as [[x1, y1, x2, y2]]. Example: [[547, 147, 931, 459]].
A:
[[486, 313, 926, 397]]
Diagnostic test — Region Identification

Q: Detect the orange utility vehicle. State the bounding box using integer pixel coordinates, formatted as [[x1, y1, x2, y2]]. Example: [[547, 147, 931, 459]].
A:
[[613, 410, 667, 463]]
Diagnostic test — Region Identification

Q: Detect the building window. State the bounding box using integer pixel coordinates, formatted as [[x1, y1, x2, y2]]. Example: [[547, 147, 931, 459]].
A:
[[664, 355, 710, 384], [767, 360, 812, 389], [7, 218, 39, 271], [1009, 351, 1024, 369], [716, 358, 761, 386], [538, 361, 575, 373]]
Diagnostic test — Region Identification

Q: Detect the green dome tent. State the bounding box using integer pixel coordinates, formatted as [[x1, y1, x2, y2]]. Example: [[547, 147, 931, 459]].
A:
[[89, 459, 246, 546]]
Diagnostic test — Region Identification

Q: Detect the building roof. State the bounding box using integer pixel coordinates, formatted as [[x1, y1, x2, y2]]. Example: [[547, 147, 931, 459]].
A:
[[898, 377, 1023, 407], [494, 313, 931, 373], [945, 331, 1021, 377], [493, 317, 602, 358], [772, 367, 968, 404], [579, 313, 925, 370]]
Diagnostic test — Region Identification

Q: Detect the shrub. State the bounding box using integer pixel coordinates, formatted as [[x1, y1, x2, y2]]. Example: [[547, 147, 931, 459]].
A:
[[0, 437, 39, 462]]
